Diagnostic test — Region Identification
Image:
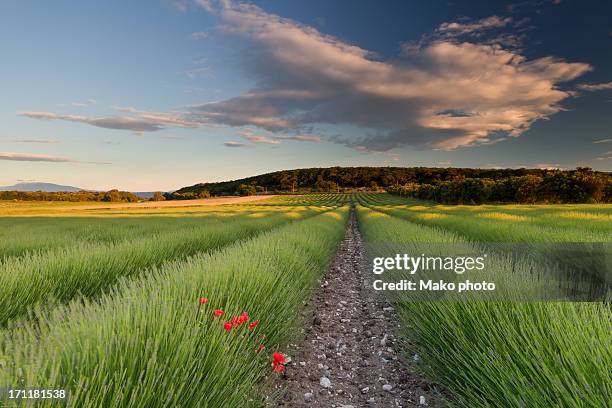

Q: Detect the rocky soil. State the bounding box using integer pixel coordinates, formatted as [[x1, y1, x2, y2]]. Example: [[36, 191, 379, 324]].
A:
[[271, 209, 441, 407]]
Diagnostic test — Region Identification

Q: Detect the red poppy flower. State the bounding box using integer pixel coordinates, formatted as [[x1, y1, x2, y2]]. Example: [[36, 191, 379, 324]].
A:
[[271, 352, 286, 373], [256, 344, 266, 353], [223, 322, 233, 331], [213, 309, 224, 317], [237, 312, 249, 325], [248, 320, 260, 329], [199, 297, 209, 305], [272, 352, 285, 364]]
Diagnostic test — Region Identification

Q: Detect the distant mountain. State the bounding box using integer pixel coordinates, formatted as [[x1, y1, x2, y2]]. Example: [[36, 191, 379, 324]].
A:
[[133, 192, 156, 199], [0, 182, 84, 192]]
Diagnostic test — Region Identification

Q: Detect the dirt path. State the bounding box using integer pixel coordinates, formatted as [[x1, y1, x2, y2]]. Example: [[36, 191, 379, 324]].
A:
[[273, 208, 437, 407]]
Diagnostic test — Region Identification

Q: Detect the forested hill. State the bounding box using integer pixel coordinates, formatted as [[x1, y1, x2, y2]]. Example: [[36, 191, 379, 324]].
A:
[[172, 166, 611, 203]]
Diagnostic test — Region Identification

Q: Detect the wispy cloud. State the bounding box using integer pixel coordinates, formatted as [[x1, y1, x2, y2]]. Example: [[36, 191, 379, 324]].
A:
[[576, 82, 612, 92], [593, 138, 612, 144], [238, 130, 281, 145], [0, 151, 109, 164], [224, 141, 246, 147], [188, 2, 590, 151], [0, 152, 74, 162], [437, 16, 513, 37], [71, 99, 97, 107], [190, 31, 209, 40], [19, 108, 199, 133], [12, 139, 60, 144], [194, 0, 214, 12], [274, 134, 321, 142]]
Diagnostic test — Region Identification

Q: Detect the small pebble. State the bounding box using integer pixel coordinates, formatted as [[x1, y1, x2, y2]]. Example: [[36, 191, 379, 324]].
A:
[[382, 384, 393, 392], [420, 395, 427, 405], [303, 392, 313, 402], [320, 377, 332, 389], [361, 387, 370, 394]]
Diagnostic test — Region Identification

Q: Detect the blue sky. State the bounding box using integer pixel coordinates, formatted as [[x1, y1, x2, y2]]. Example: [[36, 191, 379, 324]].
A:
[[1, 0, 611, 191]]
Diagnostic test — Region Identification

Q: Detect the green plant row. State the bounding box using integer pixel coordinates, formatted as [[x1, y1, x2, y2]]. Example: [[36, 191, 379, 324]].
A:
[[356, 205, 611, 407], [0, 208, 324, 327], [0, 207, 349, 407]]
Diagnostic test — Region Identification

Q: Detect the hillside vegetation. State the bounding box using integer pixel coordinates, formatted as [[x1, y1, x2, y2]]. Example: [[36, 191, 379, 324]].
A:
[[173, 166, 611, 204]]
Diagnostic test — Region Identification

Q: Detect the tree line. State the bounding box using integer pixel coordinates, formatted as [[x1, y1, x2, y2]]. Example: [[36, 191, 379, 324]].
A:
[[0, 189, 140, 202], [387, 168, 611, 204], [172, 166, 611, 203]]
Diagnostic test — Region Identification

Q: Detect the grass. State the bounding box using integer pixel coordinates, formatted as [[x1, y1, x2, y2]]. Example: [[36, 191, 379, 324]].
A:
[[356, 203, 611, 407], [0, 193, 610, 407], [0, 207, 348, 407], [0, 207, 325, 327]]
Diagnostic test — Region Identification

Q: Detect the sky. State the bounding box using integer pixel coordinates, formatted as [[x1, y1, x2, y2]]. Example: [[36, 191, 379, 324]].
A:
[[0, 0, 611, 191]]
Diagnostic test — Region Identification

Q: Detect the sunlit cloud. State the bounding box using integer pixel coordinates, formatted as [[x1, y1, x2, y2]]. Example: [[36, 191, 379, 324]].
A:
[[188, 1, 590, 151], [576, 82, 612, 91], [19, 108, 199, 132], [0, 151, 110, 164]]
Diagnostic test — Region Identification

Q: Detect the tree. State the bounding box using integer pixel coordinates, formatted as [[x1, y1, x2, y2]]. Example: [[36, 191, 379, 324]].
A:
[[152, 192, 165, 201]]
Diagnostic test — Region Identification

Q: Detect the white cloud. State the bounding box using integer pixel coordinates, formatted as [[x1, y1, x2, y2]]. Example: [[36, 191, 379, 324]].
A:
[[437, 16, 513, 37], [224, 141, 246, 147], [0, 151, 109, 164], [194, 0, 215, 12], [190, 31, 209, 40], [71, 99, 97, 107], [19, 108, 199, 132], [593, 138, 612, 144], [576, 82, 612, 91], [12, 139, 60, 144], [188, 2, 590, 150], [238, 130, 281, 144], [0, 151, 74, 162]]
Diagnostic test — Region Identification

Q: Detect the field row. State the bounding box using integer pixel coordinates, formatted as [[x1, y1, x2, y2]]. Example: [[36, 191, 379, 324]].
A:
[[356, 203, 611, 407], [0, 207, 349, 406]]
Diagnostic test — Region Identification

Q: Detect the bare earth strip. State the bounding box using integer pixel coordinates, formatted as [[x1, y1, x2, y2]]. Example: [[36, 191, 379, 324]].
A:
[[273, 209, 439, 407]]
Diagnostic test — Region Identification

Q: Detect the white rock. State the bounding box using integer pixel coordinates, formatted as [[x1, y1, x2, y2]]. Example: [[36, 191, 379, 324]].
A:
[[361, 386, 370, 394], [299, 361, 306, 367], [413, 353, 420, 362], [303, 392, 313, 401], [320, 377, 332, 388], [419, 395, 427, 405], [382, 384, 393, 392], [380, 334, 388, 346]]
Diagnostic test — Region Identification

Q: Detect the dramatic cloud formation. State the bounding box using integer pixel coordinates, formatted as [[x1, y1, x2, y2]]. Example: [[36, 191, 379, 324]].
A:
[[18, 1, 594, 153], [19, 108, 198, 132], [0, 152, 75, 162], [576, 82, 612, 91], [187, 1, 591, 150]]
